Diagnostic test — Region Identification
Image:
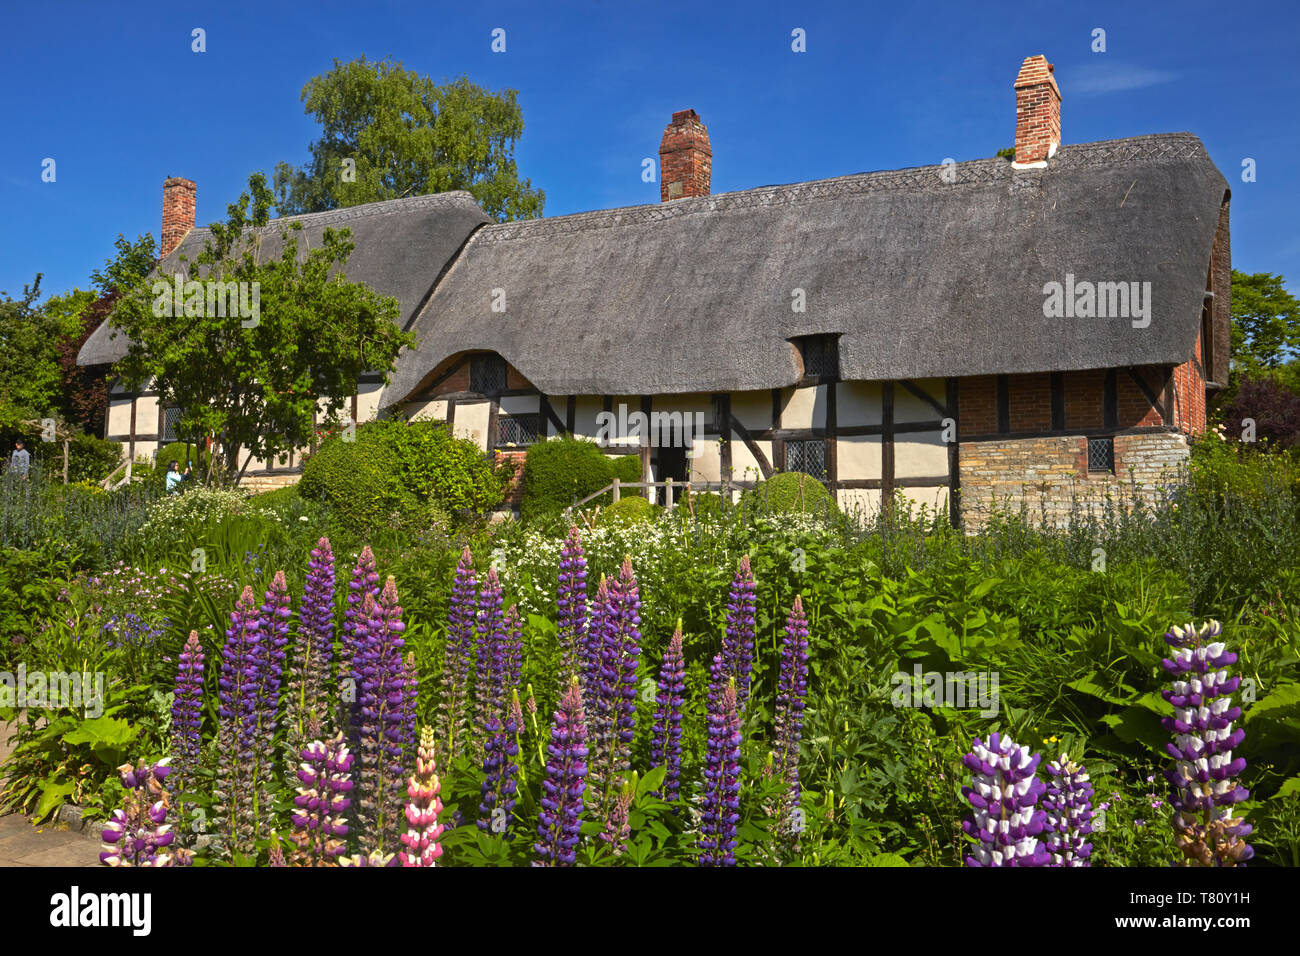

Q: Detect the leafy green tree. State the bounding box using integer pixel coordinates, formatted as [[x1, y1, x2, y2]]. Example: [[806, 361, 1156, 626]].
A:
[[90, 233, 157, 295], [108, 172, 414, 486], [0, 276, 86, 415], [273, 56, 544, 222], [1230, 270, 1300, 378]]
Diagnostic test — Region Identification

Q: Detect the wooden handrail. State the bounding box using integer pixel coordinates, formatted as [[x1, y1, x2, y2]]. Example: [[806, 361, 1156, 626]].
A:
[[564, 478, 757, 515]]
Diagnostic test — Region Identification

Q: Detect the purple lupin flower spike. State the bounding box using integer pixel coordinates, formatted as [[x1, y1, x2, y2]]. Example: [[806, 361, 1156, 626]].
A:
[[341, 546, 380, 733], [289, 732, 354, 866], [1161, 621, 1253, 866], [474, 566, 506, 750], [1044, 755, 1094, 866], [356, 577, 409, 853], [961, 732, 1051, 866], [774, 595, 810, 848], [477, 704, 520, 836], [254, 569, 291, 768], [437, 547, 477, 760], [586, 574, 615, 776], [216, 585, 263, 855], [699, 672, 742, 867], [290, 538, 335, 748], [171, 631, 205, 788], [101, 758, 192, 867], [557, 527, 588, 684], [649, 621, 686, 802], [534, 679, 588, 867], [722, 555, 757, 712], [591, 560, 640, 822]]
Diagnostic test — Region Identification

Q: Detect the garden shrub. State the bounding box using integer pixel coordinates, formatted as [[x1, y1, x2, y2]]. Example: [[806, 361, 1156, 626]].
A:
[[599, 495, 656, 527], [30, 432, 123, 484], [300, 419, 501, 534], [298, 432, 420, 536], [253, 485, 299, 510], [687, 490, 732, 519], [521, 436, 628, 523], [742, 471, 838, 516]]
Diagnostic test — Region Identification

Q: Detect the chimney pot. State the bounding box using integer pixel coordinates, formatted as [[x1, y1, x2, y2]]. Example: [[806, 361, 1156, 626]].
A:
[[161, 177, 197, 259], [659, 109, 711, 202]]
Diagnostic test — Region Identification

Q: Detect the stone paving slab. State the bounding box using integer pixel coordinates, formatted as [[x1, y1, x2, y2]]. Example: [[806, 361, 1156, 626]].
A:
[[0, 813, 101, 867], [0, 718, 102, 867]]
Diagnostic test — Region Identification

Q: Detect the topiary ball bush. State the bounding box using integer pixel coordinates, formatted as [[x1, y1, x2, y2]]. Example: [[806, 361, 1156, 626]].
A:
[[298, 432, 420, 536], [521, 437, 624, 523], [742, 471, 837, 515], [599, 495, 656, 527]]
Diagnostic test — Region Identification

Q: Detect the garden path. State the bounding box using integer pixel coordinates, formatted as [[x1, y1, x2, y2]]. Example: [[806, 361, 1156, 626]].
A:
[[0, 718, 101, 866]]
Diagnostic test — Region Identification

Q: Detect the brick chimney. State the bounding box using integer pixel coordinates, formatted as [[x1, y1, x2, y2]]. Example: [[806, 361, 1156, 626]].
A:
[[659, 109, 711, 201], [161, 177, 196, 259], [1013, 55, 1061, 166]]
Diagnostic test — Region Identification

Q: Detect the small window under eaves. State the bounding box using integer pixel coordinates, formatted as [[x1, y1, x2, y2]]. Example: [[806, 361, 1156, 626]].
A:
[[793, 335, 840, 381]]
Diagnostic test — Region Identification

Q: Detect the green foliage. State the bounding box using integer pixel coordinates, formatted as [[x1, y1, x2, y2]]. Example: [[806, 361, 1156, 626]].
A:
[[273, 56, 545, 223], [520, 436, 628, 523], [743, 471, 838, 516], [107, 172, 413, 487], [89, 233, 157, 296], [29, 432, 123, 484], [599, 495, 656, 526], [0, 277, 90, 415], [1230, 271, 1300, 381], [299, 419, 497, 538], [361, 417, 505, 515]]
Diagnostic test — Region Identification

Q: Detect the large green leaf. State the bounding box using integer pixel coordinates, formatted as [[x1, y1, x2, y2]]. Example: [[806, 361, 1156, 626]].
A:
[[34, 778, 76, 822]]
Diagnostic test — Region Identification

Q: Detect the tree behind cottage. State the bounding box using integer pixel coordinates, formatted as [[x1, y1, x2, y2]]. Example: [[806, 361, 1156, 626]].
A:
[[273, 56, 544, 222], [108, 172, 413, 486]]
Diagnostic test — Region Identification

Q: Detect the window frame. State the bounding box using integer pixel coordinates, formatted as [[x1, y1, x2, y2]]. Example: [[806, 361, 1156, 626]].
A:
[[496, 412, 541, 448], [469, 354, 508, 396], [784, 437, 829, 483], [1087, 436, 1115, 475]]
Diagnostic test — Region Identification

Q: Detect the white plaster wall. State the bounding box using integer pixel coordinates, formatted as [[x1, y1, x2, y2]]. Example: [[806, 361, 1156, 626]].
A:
[[894, 431, 949, 479], [455, 401, 491, 450], [573, 397, 604, 441], [731, 391, 771, 432], [107, 400, 133, 437], [837, 488, 883, 517], [729, 435, 772, 484], [356, 382, 384, 423], [837, 381, 884, 427], [895, 379, 946, 423], [500, 395, 539, 415], [404, 399, 449, 422], [135, 395, 160, 434], [781, 385, 826, 429], [899, 485, 950, 514], [836, 435, 882, 480]]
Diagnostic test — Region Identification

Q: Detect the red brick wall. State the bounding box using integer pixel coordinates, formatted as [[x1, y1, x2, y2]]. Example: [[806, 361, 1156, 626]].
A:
[[494, 450, 526, 507], [1008, 373, 1052, 431], [1064, 369, 1105, 428], [659, 109, 712, 201], [161, 178, 196, 259], [1172, 331, 1207, 435], [432, 363, 470, 396], [1013, 56, 1061, 165], [1117, 368, 1164, 428], [960, 376, 998, 435]]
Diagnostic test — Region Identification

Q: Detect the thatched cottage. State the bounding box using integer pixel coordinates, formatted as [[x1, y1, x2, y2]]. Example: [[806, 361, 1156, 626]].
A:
[[78, 54, 1230, 525]]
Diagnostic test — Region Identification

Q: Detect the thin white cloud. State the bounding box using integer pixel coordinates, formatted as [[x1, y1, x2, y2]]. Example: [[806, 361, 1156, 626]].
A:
[[1068, 63, 1178, 95]]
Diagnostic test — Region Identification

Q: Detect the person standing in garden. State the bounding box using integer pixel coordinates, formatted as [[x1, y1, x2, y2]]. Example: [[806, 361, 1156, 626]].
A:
[[165, 459, 184, 494], [8, 439, 30, 479]]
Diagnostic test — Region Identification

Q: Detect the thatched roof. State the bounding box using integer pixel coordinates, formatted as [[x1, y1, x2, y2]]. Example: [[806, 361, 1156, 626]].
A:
[[384, 132, 1228, 404], [76, 191, 489, 366]]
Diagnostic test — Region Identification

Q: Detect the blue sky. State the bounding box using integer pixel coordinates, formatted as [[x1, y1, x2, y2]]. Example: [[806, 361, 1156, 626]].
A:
[[2, 0, 1297, 299]]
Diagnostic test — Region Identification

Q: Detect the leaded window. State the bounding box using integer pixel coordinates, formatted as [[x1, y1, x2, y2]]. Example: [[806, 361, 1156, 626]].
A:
[[470, 354, 508, 395], [1087, 436, 1114, 474], [497, 413, 539, 447], [785, 439, 827, 481]]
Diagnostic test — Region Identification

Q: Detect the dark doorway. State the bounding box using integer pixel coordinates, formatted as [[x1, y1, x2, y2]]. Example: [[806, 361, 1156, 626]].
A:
[[657, 445, 687, 503]]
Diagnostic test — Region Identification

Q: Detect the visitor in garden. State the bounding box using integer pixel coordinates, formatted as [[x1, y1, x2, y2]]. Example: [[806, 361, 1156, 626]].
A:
[[166, 459, 184, 494], [8, 440, 30, 479]]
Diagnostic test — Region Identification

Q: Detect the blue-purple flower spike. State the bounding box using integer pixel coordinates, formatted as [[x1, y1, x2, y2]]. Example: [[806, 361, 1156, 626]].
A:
[[1161, 621, 1254, 866], [171, 631, 205, 787], [649, 622, 686, 802], [722, 555, 756, 712], [557, 527, 588, 684], [534, 679, 589, 867], [961, 732, 1051, 867], [699, 669, 742, 867], [437, 546, 477, 760]]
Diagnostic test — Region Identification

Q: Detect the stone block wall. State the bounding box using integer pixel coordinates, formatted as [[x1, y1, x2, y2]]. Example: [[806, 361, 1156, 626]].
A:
[[959, 431, 1189, 528]]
